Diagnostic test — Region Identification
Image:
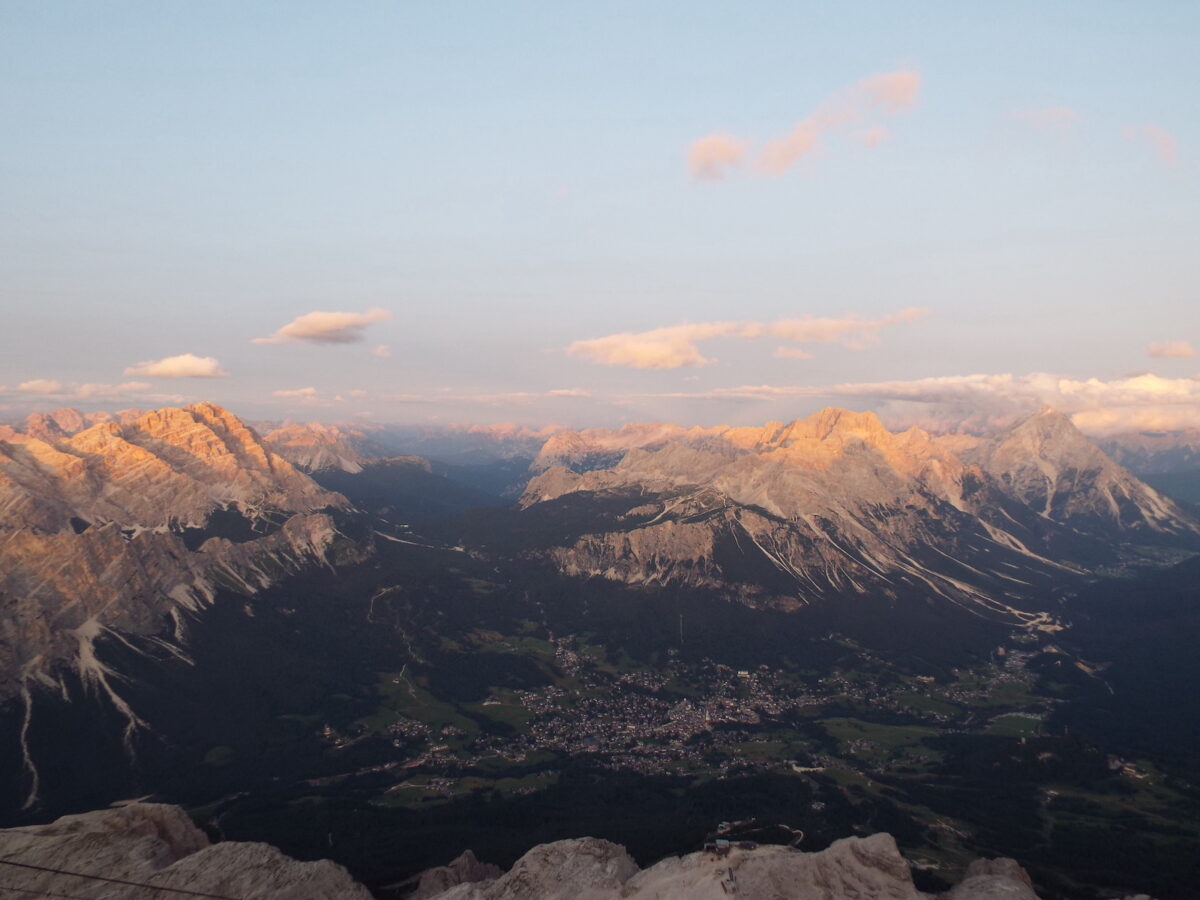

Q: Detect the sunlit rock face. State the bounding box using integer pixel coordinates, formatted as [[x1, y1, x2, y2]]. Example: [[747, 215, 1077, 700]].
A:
[[263, 421, 383, 473], [0, 403, 362, 699], [519, 407, 1200, 619]]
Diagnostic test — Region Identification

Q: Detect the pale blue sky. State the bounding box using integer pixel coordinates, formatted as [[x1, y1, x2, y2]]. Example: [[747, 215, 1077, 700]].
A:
[[2, 2, 1198, 431]]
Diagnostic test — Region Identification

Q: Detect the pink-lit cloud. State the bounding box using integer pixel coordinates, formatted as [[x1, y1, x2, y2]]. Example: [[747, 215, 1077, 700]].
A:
[[124, 353, 228, 378], [17, 379, 63, 394], [253, 307, 393, 345], [1125, 124, 1180, 166], [1148, 340, 1195, 359], [687, 69, 921, 179], [567, 308, 929, 369], [862, 126, 890, 148], [687, 134, 748, 180], [774, 346, 814, 360], [758, 70, 922, 175], [273, 387, 319, 399], [372, 344, 392, 358], [3, 380, 171, 405]]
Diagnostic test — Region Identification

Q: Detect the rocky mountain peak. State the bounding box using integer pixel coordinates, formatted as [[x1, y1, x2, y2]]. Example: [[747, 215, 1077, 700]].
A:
[[0, 402, 363, 714]]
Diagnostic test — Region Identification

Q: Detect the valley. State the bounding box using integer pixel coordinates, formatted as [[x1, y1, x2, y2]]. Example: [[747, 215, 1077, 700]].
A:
[[1, 404, 1199, 898]]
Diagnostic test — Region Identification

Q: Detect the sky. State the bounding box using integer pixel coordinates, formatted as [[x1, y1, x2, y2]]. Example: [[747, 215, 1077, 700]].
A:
[[2, 1, 1198, 434]]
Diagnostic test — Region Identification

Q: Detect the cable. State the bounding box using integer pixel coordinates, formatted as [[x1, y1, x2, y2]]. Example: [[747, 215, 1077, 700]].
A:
[[0, 861, 242, 900], [1, 883, 99, 899]]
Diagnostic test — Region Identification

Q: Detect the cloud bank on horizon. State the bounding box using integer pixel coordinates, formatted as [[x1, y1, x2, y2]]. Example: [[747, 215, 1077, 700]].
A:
[[644, 372, 1200, 435]]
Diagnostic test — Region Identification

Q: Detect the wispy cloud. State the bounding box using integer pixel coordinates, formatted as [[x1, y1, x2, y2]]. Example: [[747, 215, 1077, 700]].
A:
[[4, 380, 171, 405], [17, 379, 63, 394], [124, 353, 228, 378], [688, 69, 921, 180], [687, 134, 748, 180], [1124, 123, 1180, 166], [372, 344, 392, 358], [273, 387, 319, 399], [567, 308, 929, 369], [1148, 340, 1195, 359], [253, 307, 392, 345]]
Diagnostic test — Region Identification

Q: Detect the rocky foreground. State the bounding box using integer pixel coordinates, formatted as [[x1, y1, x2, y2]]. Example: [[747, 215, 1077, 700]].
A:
[[0, 803, 1154, 899]]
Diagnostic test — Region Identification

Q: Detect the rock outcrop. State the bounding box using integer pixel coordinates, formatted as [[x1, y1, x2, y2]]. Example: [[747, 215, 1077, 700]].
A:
[[0, 805, 1153, 900], [406, 849, 503, 899], [418, 833, 1058, 900], [0, 802, 373, 899]]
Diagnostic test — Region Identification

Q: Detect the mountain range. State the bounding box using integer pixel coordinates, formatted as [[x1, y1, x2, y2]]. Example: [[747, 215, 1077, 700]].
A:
[[2, 400, 1198, 898], [515, 407, 1197, 622]]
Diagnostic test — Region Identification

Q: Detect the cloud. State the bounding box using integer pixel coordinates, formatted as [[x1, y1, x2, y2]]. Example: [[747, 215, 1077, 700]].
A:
[[641, 371, 1200, 435], [17, 379, 63, 394], [372, 344, 392, 358], [349, 389, 369, 399], [1148, 340, 1195, 359], [253, 307, 392, 345], [862, 126, 890, 148], [1125, 124, 1180, 166], [1014, 106, 1080, 134], [774, 346, 814, 359], [858, 71, 921, 113], [273, 387, 319, 399], [687, 134, 749, 180], [4, 380, 170, 405], [124, 353, 228, 378], [75, 381, 153, 399], [686, 69, 921, 180], [567, 308, 929, 369], [757, 69, 922, 175]]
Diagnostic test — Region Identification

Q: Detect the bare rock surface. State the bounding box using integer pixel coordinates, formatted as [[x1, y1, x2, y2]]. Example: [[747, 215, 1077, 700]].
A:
[[518, 407, 1199, 620], [0, 403, 364, 701], [946, 857, 1039, 899], [263, 421, 381, 473], [0, 802, 373, 899], [406, 849, 503, 899], [419, 832, 1061, 900]]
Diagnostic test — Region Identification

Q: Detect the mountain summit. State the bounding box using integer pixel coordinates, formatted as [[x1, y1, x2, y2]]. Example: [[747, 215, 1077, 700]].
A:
[[0, 403, 367, 786], [517, 407, 1199, 619]]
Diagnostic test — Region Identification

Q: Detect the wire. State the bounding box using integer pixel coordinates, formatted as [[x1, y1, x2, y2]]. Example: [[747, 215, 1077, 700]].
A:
[[0, 861, 242, 900], [1, 883, 99, 899]]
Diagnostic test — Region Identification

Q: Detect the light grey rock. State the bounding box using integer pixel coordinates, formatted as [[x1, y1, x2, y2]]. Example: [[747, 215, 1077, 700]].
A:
[[946, 856, 1039, 899], [408, 849, 503, 899], [0, 802, 373, 899]]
